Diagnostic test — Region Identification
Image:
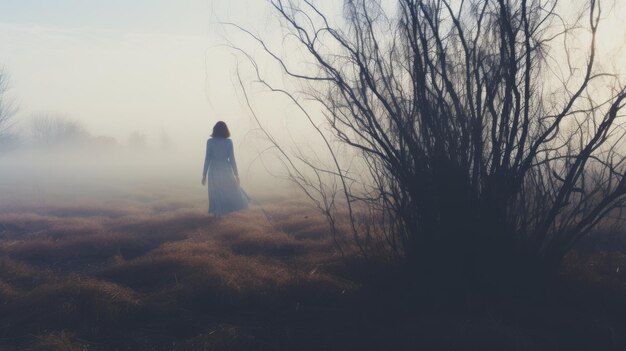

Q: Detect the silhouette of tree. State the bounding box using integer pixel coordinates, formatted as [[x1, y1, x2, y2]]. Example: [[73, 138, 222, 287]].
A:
[[128, 131, 147, 150], [234, 0, 626, 284], [0, 69, 16, 141], [30, 115, 89, 147], [159, 130, 173, 151]]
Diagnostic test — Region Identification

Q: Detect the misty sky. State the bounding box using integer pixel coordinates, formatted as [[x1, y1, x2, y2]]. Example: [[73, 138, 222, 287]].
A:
[[0, 0, 278, 151], [0, 0, 625, 153]]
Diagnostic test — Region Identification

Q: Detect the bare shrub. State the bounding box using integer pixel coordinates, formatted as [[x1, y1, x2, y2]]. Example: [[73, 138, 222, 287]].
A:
[[233, 0, 626, 284]]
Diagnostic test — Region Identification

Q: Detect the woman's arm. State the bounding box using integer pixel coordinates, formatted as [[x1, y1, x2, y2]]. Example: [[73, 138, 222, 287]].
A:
[[202, 140, 211, 184], [228, 139, 239, 178]]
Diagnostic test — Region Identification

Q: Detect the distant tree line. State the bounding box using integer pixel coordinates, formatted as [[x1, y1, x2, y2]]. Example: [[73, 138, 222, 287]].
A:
[[0, 70, 177, 154], [0, 69, 17, 151]]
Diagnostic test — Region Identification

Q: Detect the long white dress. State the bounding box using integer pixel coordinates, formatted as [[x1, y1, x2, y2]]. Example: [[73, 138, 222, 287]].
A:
[[202, 137, 249, 215]]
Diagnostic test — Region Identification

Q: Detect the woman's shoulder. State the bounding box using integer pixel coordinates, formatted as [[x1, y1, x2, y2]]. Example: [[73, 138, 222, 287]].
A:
[[209, 137, 231, 142]]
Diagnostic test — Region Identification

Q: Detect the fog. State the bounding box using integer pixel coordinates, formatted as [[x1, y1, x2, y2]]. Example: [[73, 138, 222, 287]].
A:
[[2, 2, 626, 349], [0, 0, 625, 208], [0, 0, 315, 207]]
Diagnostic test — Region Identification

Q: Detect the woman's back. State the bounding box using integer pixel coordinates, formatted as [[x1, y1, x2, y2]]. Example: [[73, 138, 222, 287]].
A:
[[202, 122, 248, 216], [202, 135, 247, 215], [207, 137, 232, 163]]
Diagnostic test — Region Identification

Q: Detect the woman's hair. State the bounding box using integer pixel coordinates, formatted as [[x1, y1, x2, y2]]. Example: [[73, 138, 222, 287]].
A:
[[211, 121, 231, 138]]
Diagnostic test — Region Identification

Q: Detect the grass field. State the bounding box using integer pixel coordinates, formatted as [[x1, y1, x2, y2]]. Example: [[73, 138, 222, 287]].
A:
[[1, 173, 626, 350]]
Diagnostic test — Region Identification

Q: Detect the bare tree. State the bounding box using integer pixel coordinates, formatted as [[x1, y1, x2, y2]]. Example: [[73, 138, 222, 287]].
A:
[[30, 115, 89, 147], [234, 0, 626, 281], [128, 131, 147, 150], [0, 69, 16, 139], [159, 130, 173, 151]]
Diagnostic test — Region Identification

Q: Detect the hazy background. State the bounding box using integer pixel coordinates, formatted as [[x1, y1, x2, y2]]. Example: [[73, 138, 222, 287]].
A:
[[0, 0, 625, 206], [0, 1, 272, 149], [0, 0, 300, 204]]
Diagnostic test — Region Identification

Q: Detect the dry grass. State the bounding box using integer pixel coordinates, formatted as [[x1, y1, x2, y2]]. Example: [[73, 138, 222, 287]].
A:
[[0, 193, 355, 350], [0, 190, 625, 350], [31, 331, 90, 351], [0, 279, 18, 303], [11, 276, 141, 330]]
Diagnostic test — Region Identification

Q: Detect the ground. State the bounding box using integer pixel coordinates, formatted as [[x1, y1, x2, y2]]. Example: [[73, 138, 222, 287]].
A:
[[1, 182, 626, 350]]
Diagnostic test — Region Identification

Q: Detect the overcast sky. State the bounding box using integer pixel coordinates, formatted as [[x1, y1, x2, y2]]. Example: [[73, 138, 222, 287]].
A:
[[0, 0, 278, 151], [0, 0, 624, 153]]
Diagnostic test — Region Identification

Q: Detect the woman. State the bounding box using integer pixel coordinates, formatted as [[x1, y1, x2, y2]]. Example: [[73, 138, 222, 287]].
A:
[[202, 121, 249, 216]]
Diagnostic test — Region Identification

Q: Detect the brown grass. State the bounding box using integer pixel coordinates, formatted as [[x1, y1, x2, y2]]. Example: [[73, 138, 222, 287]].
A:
[[0, 279, 18, 303], [0, 193, 355, 349], [0, 191, 625, 350], [31, 331, 90, 351]]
